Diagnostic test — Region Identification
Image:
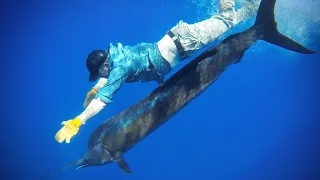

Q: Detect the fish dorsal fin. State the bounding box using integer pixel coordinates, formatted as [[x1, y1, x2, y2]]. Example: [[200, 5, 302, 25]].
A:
[[115, 152, 132, 174], [234, 53, 244, 64]]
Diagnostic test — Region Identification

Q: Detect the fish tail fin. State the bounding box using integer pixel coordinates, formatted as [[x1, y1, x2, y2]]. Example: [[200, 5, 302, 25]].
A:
[[254, 0, 315, 54]]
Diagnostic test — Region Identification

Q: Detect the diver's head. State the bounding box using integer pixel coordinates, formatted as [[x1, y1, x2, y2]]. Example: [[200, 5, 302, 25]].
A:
[[86, 50, 110, 82], [78, 143, 113, 169]]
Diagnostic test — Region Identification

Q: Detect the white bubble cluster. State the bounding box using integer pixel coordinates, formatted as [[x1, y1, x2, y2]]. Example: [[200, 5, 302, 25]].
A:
[[186, 0, 219, 20]]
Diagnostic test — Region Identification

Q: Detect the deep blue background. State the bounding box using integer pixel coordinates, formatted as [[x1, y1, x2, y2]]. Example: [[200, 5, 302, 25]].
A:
[[1, 0, 319, 180]]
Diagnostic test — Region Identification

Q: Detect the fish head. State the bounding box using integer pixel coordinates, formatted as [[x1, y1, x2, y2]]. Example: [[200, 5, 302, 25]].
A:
[[77, 143, 113, 169]]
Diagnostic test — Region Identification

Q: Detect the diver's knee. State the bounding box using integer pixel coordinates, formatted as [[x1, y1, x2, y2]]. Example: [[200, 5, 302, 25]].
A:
[[218, 10, 236, 29], [217, 0, 236, 28], [219, 0, 236, 14]]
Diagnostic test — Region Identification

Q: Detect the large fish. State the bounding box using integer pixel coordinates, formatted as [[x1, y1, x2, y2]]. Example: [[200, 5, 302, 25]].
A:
[[41, 0, 315, 178]]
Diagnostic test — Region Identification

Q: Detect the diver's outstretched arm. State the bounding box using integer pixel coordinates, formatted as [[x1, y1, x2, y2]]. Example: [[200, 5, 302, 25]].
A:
[[54, 99, 106, 143], [55, 66, 127, 144]]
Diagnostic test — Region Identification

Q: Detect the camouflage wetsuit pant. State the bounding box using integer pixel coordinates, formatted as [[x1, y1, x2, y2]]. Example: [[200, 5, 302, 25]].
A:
[[169, 0, 261, 58]]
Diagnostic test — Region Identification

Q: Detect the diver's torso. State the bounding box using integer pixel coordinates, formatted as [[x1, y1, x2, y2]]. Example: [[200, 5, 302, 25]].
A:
[[108, 42, 170, 83]]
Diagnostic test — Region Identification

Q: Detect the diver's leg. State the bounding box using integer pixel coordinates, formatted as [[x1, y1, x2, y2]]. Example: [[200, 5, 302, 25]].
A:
[[169, 0, 236, 57], [168, 0, 260, 58]]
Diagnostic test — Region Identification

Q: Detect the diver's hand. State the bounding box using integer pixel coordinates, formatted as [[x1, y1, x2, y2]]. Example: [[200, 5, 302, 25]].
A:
[[83, 88, 97, 108], [55, 117, 82, 143]]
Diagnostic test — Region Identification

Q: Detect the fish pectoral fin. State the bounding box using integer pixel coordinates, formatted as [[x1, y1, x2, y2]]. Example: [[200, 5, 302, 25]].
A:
[[115, 152, 132, 174], [234, 53, 244, 64]]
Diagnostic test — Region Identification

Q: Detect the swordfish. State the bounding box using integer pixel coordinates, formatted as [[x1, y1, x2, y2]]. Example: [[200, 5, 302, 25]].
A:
[[41, 0, 315, 178]]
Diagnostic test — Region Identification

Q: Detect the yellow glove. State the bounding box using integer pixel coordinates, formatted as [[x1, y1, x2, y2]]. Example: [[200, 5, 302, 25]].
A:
[[55, 117, 82, 143], [83, 88, 97, 108]]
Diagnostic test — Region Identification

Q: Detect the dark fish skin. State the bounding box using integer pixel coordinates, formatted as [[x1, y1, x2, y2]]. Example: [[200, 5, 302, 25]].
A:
[[88, 28, 257, 155]]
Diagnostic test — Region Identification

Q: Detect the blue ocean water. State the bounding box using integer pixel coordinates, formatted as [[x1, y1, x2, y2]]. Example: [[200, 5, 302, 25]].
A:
[[1, 0, 319, 180]]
